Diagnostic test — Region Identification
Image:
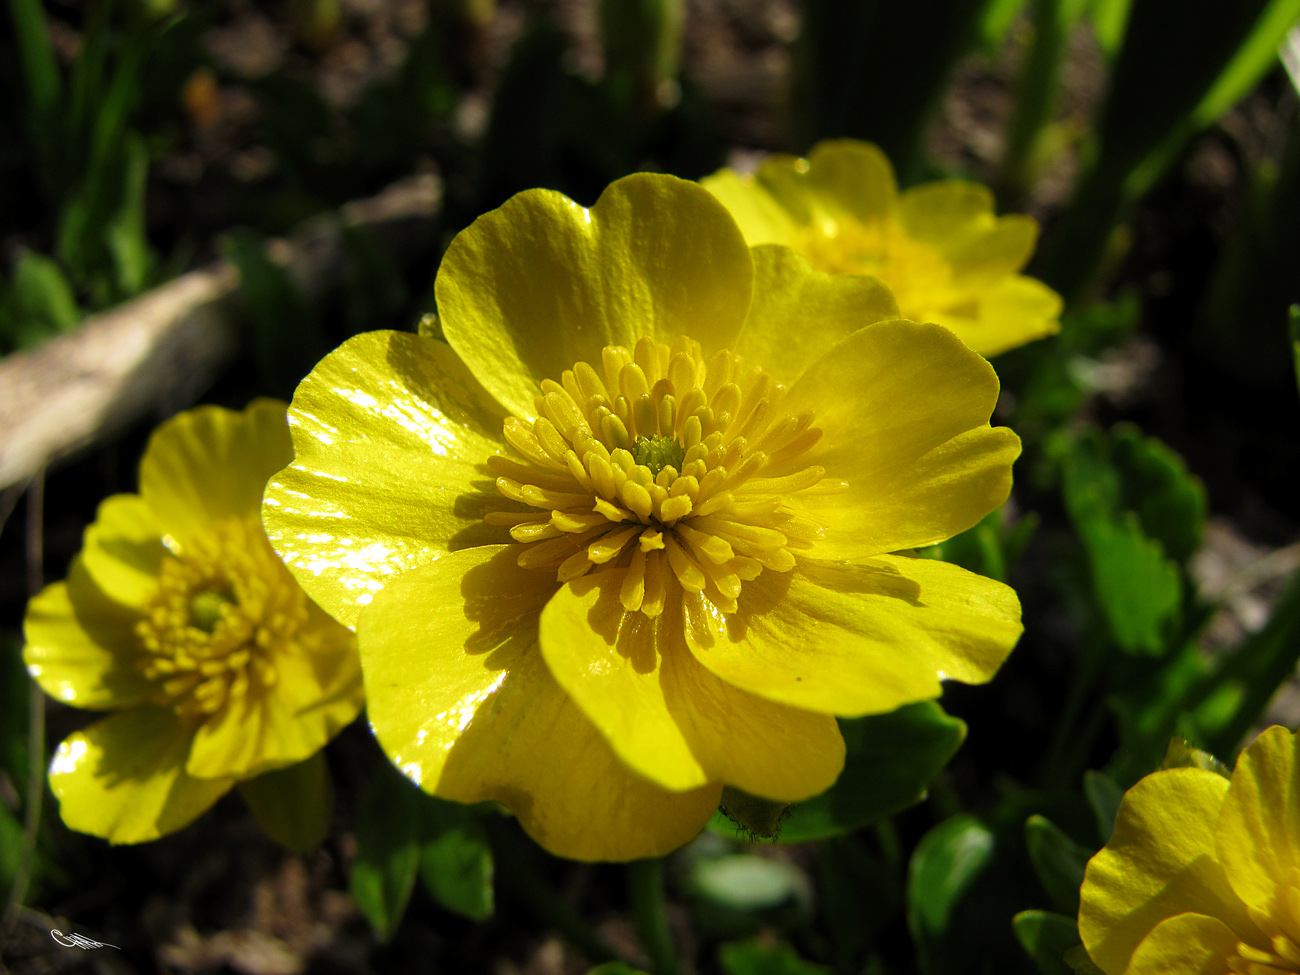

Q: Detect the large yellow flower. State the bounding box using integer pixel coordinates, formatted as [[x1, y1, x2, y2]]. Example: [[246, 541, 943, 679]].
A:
[[262, 173, 1024, 862], [1080, 726, 1300, 975], [702, 139, 1062, 357], [23, 400, 361, 844]]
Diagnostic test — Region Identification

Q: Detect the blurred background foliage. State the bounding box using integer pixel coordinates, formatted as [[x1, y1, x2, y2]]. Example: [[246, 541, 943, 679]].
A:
[[3, 0, 1300, 972]]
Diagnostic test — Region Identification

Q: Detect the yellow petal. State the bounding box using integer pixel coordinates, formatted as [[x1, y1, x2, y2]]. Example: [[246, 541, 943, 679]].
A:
[[897, 181, 998, 256], [263, 331, 509, 628], [701, 169, 800, 246], [48, 708, 234, 843], [437, 173, 754, 419], [80, 494, 165, 609], [947, 215, 1038, 285], [805, 138, 898, 225], [781, 320, 1020, 557], [927, 275, 1062, 358], [1079, 768, 1258, 975], [358, 546, 720, 861], [1216, 725, 1300, 918], [140, 399, 292, 551], [752, 153, 820, 226], [186, 604, 361, 779], [23, 556, 152, 709], [684, 555, 1020, 716], [1125, 913, 1239, 975], [539, 573, 845, 802], [732, 244, 898, 387]]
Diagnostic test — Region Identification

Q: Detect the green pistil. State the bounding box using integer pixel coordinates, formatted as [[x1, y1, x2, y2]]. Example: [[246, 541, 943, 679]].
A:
[[632, 434, 685, 477], [190, 590, 234, 633]]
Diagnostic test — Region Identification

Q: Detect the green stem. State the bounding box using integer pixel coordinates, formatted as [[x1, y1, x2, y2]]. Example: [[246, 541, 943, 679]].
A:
[[5, 473, 46, 927], [1040, 633, 1110, 790], [629, 858, 678, 975], [487, 819, 626, 966], [998, 0, 1073, 202]]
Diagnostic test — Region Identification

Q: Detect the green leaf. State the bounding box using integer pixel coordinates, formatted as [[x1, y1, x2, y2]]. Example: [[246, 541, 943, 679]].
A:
[[715, 702, 964, 843], [1086, 0, 1132, 56], [1024, 816, 1092, 915], [588, 965, 651, 975], [1063, 430, 1183, 655], [8, 0, 61, 130], [419, 798, 493, 921], [906, 814, 996, 972], [718, 938, 831, 975], [920, 507, 1038, 583], [349, 762, 425, 942], [1011, 910, 1081, 975], [239, 752, 334, 854], [1082, 770, 1123, 843], [1290, 304, 1300, 395], [1109, 424, 1206, 564], [104, 133, 154, 298], [815, 835, 901, 971], [8, 250, 81, 348], [690, 855, 807, 913]]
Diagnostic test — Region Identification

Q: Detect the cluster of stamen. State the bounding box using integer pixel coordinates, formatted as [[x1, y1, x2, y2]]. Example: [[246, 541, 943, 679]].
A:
[[135, 517, 312, 719], [485, 335, 845, 617], [1230, 895, 1300, 975]]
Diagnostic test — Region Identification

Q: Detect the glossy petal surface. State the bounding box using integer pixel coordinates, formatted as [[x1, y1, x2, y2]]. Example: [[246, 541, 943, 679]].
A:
[[80, 494, 165, 609], [264, 331, 510, 628], [781, 321, 1020, 557], [141, 398, 292, 550], [24, 557, 151, 710], [539, 574, 845, 801], [359, 546, 720, 861], [1125, 914, 1239, 975], [683, 555, 1020, 716], [732, 245, 898, 387], [49, 709, 234, 844], [1079, 768, 1257, 975], [1216, 725, 1300, 917], [437, 173, 754, 418]]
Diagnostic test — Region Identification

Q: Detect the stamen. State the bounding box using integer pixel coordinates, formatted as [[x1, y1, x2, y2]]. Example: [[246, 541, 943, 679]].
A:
[[484, 337, 837, 619]]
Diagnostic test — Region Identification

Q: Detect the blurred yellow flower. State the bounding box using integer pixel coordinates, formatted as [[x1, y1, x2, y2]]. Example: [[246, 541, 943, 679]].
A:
[[1080, 725, 1300, 975], [703, 139, 1062, 357], [23, 400, 361, 844], [262, 173, 1023, 862]]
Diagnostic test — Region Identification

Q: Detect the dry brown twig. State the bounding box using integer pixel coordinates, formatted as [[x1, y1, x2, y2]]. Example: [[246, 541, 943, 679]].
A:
[[0, 172, 442, 492]]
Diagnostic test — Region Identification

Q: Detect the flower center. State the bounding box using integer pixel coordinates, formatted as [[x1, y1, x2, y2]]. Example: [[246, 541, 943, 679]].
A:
[[135, 516, 312, 718], [484, 334, 844, 617], [797, 218, 957, 322]]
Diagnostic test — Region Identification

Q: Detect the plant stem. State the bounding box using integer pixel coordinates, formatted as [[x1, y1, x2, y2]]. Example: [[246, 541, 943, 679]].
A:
[[629, 858, 678, 975], [486, 818, 627, 966]]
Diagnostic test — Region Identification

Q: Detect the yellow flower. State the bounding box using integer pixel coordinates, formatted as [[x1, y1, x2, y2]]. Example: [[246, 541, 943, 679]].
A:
[[702, 139, 1063, 357], [1080, 726, 1300, 975], [262, 173, 1024, 862], [23, 400, 362, 844]]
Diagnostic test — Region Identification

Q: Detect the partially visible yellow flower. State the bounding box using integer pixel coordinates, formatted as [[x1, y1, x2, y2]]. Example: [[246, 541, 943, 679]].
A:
[[263, 173, 1024, 862], [23, 400, 361, 844], [702, 139, 1062, 357], [1080, 726, 1300, 975]]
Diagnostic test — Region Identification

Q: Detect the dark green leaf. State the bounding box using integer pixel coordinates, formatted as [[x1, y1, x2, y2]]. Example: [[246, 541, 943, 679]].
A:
[[1290, 304, 1300, 395], [239, 752, 334, 854], [815, 835, 901, 971], [419, 799, 493, 921], [588, 965, 651, 975], [1024, 815, 1092, 915], [718, 938, 830, 975], [349, 762, 425, 942], [906, 814, 996, 970], [690, 856, 807, 913], [1109, 424, 1206, 564], [105, 134, 154, 297], [1012, 910, 1081, 975], [8, 250, 81, 348], [726, 702, 964, 844], [1082, 770, 1123, 843]]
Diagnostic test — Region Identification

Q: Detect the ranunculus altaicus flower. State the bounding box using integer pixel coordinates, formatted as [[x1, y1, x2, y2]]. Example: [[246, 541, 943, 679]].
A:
[[23, 401, 361, 843], [1080, 726, 1300, 974], [702, 139, 1062, 357], [262, 173, 1024, 862]]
